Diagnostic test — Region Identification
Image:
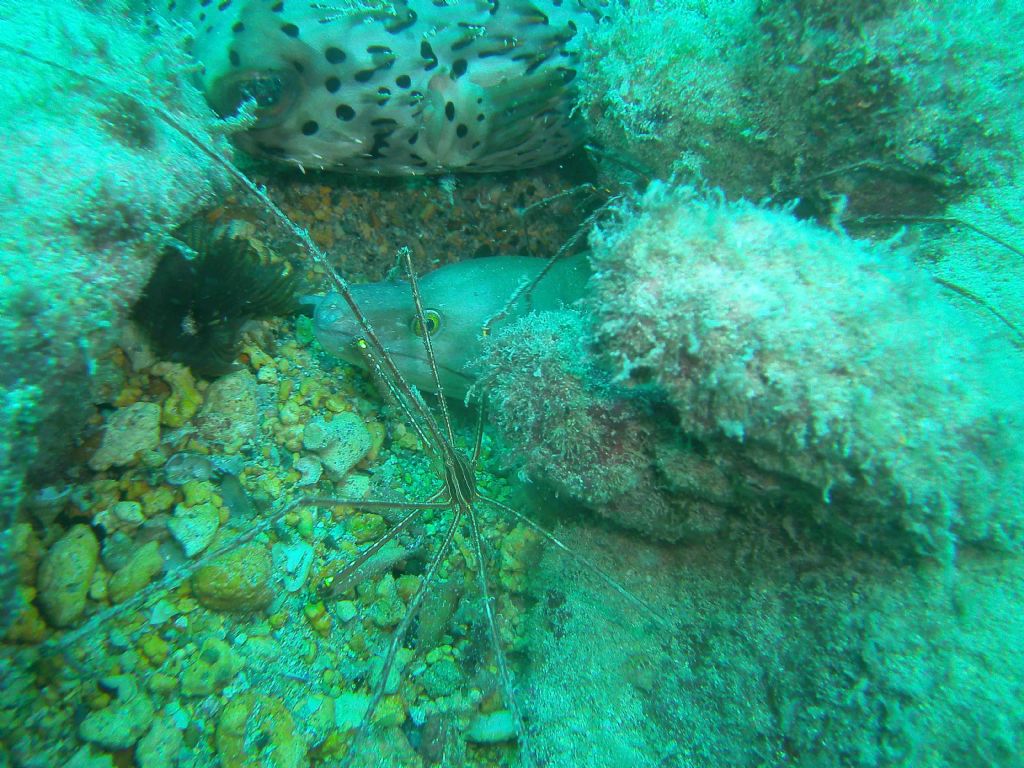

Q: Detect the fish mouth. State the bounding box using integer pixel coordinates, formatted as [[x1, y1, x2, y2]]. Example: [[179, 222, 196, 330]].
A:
[[323, 336, 472, 396]]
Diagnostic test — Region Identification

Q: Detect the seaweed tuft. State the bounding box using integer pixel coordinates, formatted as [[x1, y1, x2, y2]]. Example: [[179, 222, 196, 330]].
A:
[[132, 221, 299, 377]]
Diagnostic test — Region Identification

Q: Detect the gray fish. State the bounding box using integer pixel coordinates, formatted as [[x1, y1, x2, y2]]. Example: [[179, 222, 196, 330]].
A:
[[313, 253, 589, 398], [164, 0, 608, 174]]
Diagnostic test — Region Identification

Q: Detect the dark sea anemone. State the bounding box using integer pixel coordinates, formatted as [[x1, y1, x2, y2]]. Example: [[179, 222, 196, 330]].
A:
[[132, 221, 299, 377]]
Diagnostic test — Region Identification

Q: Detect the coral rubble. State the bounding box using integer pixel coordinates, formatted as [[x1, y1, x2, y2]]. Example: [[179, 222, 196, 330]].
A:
[[577, 0, 1024, 222], [0, 0, 227, 536]]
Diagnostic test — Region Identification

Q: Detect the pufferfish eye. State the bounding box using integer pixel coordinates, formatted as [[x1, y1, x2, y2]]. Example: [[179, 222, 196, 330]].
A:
[[208, 69, 302, 126], [411, 309, 442, 337]]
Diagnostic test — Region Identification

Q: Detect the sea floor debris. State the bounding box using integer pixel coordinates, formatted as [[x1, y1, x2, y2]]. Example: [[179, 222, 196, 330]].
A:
[[0, 157, 659, 766], [1, 304, 547, 767]]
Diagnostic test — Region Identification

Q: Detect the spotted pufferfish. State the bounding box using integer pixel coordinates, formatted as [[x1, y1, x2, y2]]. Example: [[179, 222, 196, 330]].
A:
[[163, 0, 609, 174]]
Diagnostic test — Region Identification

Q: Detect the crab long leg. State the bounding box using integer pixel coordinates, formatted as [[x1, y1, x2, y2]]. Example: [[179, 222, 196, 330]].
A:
[[479, 493, 676, 632], [338, 506, 464, 768]]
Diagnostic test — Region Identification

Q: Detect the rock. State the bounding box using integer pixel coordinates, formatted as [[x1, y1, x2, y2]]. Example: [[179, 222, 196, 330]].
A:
[[163, 451, 217, 485], [181, 637, 244, 697], [94, 500, 145, 534], [197, 369, 258, 451], [101, 530, 135, 572], [298, 694, 336, 744], [79, 675, 154, 750], [272, 541, 314, 593], [108, 541, 164, 603], [293, 456, 323, 486], [421, 657, 461, 698], [67, 746, 115, 768], [120, 322, 157, 373], [135, 718, 183, 768], [112, 500, 145, 528], [335, 600, 357, 623], [302, 412, 371, 481], [167, 501, 220, 557], [192, 543, 272, 612], [215, 693, 306, 768], [465, 710, 518, 744], [37, 524, 99, 627], [88, 568, 109, 602], [2, 586, 47, 644], [138, 634, 170, 665], [89, 401, 161, 471], [7, 522, 42, 586], [334, 692, 371, 731], [152, 362, 203, 428]]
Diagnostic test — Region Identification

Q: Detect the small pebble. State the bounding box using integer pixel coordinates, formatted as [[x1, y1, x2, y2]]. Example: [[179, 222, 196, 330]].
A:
[[37, 524, 99, 627], [192, 543, 273, 612], [136, 718, 184, 768], [89, 401, 161, 471], [465, 710, 518, 744], [167, 502, 220, 557], [79, 675, 155, 750], [109, 541, 164, 603]]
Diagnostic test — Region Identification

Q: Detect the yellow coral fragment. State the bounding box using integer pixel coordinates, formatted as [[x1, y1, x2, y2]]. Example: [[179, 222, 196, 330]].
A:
[[152, 362, 203, 427]]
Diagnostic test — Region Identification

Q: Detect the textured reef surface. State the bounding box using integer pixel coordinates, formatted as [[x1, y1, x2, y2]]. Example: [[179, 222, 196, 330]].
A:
[[1, 1, 1023, 767]]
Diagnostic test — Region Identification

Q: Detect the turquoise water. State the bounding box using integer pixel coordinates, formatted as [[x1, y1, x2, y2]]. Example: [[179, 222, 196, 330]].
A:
[[1, 1, 1022, 767]]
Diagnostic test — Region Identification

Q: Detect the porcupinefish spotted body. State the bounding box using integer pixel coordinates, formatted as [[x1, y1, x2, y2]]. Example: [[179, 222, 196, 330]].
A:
[[164, 0, 608, 174]]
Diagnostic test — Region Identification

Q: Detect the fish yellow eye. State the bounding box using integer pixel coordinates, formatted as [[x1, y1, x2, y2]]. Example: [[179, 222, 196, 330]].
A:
[[411, 309, 442, 337]]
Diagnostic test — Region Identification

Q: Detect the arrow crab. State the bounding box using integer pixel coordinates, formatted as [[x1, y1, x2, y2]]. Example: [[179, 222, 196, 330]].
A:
[[186, 159, 668, 767], [10, 44, 671, 767]]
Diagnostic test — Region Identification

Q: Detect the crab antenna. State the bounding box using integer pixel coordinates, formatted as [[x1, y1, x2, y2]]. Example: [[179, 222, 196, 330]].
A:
[[401, 247, 456, 444]]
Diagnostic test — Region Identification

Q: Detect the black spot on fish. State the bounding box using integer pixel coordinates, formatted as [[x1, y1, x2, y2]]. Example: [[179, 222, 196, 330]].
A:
[[420, 41, 438, 71], [228, 49, 240, 67], [336, 104, 356, 121], [325, 76, 341, 93], [385, 8, 417, 34], [281, 23, 299, 37], [325, 46, 346, 64], [395, 74, 411, 88], [444, 101, 455, 121], [302, 120, 319, 136], [232, 21, 244, 33], [456, 124, 468, 138], [452, 58, 467, 78]]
